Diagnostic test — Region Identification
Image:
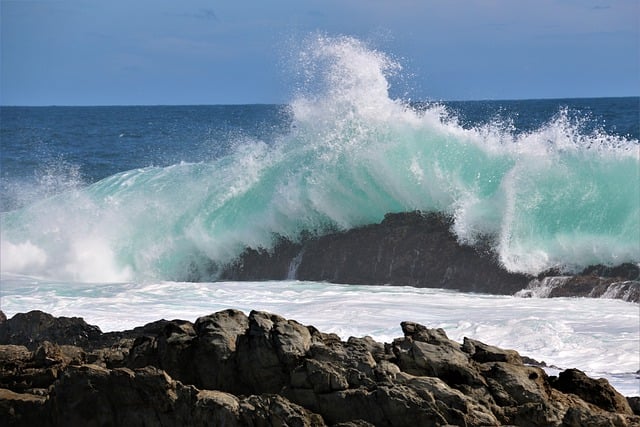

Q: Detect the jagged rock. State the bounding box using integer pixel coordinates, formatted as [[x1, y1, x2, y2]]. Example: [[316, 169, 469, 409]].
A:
[[236, 310, 314, 394], [0, 311, 102, 350], [551, 368, 634, 415], [191, 309, 250, 392], [462, 337, 523, 365], [393, 321, 486, 387], [1, 310, 638, 427], [516, 275, 640, 303]]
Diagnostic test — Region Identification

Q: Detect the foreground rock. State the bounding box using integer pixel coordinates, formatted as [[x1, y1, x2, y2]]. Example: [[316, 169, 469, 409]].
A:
[[220, 211, 640, 302], [1, 310, 637, 426]]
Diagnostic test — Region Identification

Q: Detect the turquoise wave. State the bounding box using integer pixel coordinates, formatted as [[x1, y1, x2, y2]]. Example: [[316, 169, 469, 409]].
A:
[[2, 35, 638, 282]]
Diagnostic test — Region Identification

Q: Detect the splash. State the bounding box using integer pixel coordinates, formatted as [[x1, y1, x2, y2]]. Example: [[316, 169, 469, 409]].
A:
[[1, 35, 639, 282]]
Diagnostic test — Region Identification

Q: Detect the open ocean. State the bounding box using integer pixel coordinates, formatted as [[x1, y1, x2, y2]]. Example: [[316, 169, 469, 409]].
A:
[[1, 36, 639, 396]]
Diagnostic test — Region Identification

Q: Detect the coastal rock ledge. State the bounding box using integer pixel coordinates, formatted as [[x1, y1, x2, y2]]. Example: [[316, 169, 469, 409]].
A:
[[1, 309, 638, 426], [220, 212, 640, 302]]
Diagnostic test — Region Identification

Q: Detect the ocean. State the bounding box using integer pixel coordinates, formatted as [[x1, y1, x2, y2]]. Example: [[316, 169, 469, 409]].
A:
[[1, 36, 639, 396]]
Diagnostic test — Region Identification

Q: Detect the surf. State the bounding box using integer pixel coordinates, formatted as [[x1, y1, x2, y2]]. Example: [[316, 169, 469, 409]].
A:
[[1, 35, 639, 282]]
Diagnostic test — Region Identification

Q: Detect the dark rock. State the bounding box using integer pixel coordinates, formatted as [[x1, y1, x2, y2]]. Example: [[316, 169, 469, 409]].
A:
[[0, 310, 102, 350], [222, 211, 532, 295], [0, 388, 47, 427], [580, 263, 640, 280], [627, 396, 640, 416], [236, 310, 314, 394], [546, 276, 640, 302], [1, 310, 638, 426], [221, 211, 639, 301], [191, 309, 249, 392], [517, 276, 640, 303], [550, 368, 633, 415]]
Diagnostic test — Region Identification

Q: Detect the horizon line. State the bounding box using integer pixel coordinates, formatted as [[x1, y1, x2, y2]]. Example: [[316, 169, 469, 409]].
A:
[[1, 95, 639, 108]]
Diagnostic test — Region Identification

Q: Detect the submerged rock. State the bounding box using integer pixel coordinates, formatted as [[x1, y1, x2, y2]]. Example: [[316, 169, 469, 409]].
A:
[[1, 310, 638, 426]]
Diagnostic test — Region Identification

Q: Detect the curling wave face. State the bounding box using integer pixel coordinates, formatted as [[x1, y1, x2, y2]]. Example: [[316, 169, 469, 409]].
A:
[[1, 35, 639, 282]]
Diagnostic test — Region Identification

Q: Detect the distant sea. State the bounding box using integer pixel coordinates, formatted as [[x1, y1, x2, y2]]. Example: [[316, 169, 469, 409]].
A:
[[1, 35, 638, 395]]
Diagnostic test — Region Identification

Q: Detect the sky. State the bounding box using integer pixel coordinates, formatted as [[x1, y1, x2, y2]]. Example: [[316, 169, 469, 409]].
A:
[[1, 0, 638, 105]]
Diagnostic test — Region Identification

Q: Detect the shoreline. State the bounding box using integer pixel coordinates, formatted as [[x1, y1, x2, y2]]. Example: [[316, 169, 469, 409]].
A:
[[1, 309, 639, 426]]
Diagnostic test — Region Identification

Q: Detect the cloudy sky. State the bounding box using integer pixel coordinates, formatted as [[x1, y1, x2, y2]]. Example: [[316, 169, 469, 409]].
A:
[[1, 0, 638, 105]]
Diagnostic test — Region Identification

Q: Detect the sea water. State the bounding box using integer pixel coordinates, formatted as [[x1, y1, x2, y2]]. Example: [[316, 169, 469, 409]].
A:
[[1, 35, 638, 395]]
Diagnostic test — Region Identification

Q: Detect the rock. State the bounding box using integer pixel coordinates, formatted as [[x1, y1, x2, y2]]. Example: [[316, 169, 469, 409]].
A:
[[550, 368, 634, 415], [0, 388, 47, 427], [0, 310, 102, 350], [220, 211, 639, 301], [393, 322, 486, 387], [222, 212, 532, 294], [191, 309, 249, 392], [236, 310, 314, 394], [45, 364, 323, 427], [517, 275, 640, 303], [462, 337, 523, 365], [580, 263, 640, 280], [1, 309, 639, 426], [627, 396, 640, 416]]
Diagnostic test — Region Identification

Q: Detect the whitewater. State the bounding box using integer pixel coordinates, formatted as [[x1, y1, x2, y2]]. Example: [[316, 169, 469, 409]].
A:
[[1, 35, 639, 396]]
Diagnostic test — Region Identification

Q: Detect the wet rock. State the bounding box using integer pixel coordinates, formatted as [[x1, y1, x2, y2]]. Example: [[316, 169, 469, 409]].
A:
[[580, 263, 640, 280], [221, 211, 639, 301], [222, 211, 532, 294]]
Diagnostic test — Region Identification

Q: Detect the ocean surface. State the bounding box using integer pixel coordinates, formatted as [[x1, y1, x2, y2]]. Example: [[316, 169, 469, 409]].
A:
[[1, 36, 639, 395]]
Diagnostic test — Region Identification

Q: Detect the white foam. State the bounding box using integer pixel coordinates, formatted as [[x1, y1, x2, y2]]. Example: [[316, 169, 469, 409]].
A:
[[0, 241, 48, 272]]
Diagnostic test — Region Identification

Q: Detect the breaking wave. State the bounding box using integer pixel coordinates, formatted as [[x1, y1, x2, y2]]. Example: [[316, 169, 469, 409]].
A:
[[2, 35, 639, 282]]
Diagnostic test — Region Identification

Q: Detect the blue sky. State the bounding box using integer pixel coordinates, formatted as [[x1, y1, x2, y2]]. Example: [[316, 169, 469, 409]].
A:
[[1, 0, 638, 105]]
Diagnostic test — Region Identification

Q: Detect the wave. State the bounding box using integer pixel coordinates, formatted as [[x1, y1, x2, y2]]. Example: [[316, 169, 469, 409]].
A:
[[1, 35, 639, 282]]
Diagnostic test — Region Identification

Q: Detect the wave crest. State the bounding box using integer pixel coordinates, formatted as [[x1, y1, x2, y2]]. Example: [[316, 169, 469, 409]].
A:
[[2, 35, 638, 282]]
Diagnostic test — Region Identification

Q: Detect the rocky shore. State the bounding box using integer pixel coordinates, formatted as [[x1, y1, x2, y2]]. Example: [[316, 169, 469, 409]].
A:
[[1, 309, 638, 426], [221, 212, 640, 302]]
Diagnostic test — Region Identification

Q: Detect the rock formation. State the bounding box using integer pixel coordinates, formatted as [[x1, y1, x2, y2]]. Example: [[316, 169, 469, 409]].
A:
[[221, 211, 640, 302], [1, 309, 638, 426]]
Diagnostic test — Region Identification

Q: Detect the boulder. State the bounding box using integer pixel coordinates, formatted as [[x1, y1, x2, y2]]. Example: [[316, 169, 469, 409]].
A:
[[0, 311, 102, 350], [551, 368, 634, 415]]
